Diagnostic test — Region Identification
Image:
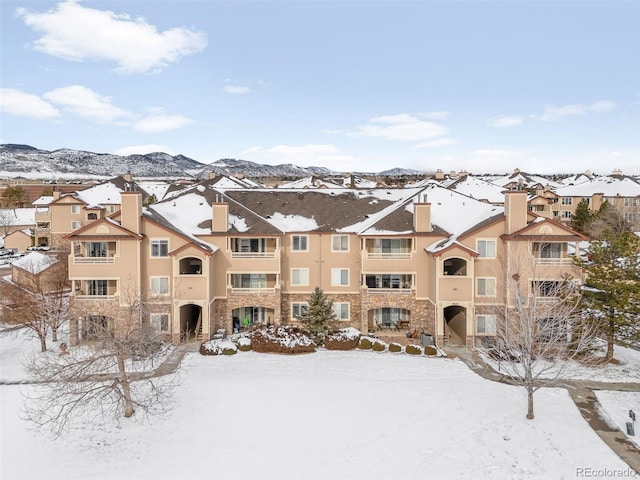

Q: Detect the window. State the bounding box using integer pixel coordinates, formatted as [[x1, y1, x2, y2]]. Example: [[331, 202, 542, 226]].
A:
[[106, 205, 116, 214], [477, 278, 496, 296], [71, 221, 81, 230], [561, 197, 573, 205], [151, 277, 169, 295], [87, 213, 98, 220], [292, 235, 308, 251], [291, 268, 309, 286], [537, 317, 567, 342], [232, 238, 266, 253], [332, 235, 349, 252], [532, 280, 561, 297], [87, 280, 107, 296], [151, 239, 169, 257], [561, 211, 572, 219], [232, 274, 267, 288], [624, 198, 638, 207], [371, 238, 411, 254], [71, 205, 80, 214], [476, 315, 496, 334], [291, 303, 308, 319], [477, 240, 496, 258], [365, 274, 413, 289], [151, 313, 169, 332], [87, 242, 107, 257], [331, 268, 349, 286], [534, 242, 562, 259], [332, 302, 349, 321]]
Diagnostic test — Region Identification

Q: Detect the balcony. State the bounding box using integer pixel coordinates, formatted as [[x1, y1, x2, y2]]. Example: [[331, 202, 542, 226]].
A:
[[231, 287, 277, 294], [230, 238, 278, 259], [364, 274, 414, 294]]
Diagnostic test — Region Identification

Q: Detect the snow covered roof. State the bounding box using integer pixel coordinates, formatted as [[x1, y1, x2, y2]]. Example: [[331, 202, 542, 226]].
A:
[[445, 175, 506, 204], [137, 181, 171, 201], [278, 176, 342, 189], [555, 175, 640, 197], [12, 252, 58, 274], [32, 196, 54, 206], [490, 170, 561, 189]]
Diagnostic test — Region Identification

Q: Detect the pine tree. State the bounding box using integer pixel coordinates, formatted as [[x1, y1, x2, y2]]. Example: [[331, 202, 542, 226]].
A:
[[298, 287, 337, 342], [579, 230, 640, 361], [569, 198, 592, 235]]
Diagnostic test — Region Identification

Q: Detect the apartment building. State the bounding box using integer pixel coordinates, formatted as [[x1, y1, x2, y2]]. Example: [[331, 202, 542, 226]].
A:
[[60, 178, 585, 348], [553, 171, 640, 229]]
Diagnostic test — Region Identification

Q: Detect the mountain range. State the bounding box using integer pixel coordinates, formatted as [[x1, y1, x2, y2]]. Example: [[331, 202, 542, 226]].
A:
[[0, 144, 424, 179]]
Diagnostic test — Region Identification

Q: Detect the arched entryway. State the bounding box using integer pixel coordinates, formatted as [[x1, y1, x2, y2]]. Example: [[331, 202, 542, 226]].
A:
[[180, 304, 202, 341], [444, 305, 466, 345]]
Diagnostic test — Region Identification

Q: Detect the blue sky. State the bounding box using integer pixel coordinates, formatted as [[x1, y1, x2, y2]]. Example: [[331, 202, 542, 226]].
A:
[[1, 0, 638, 174]]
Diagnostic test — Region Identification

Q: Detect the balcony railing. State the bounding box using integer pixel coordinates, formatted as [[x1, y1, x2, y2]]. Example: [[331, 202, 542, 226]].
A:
[[365, 252, 412, 259], [230, 287, 277, 294], [230, 251, 277, 258], [73, 256, 116, 264], [75, 294, 116, 300], [533, 257, 574, 265], [365, 287, 413, 294]]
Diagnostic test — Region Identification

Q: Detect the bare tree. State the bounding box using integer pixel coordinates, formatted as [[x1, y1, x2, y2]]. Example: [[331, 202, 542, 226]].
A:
[[1, 253, 71, 351], [24, 281, 176, 436], [0, 208, 15, 237], [477, 268, 598, 420]]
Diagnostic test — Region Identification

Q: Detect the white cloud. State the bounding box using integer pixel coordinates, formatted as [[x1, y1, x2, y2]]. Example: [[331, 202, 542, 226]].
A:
[[487, 115, 523, 128], [415, 138, 457, 148], [532, 100, 616, 122], [348, 114, 449, 141], [0, 88, 60, 119], [43, 85, 131, 122], [240, 144, 362, 171], [16, 0, 207, 74], [223, 85, 251, 94], [134, 110, 192, 132], [114, 144, 177, 156]]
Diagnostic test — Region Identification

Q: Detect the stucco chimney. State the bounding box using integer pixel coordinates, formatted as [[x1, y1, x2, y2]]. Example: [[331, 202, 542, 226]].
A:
[[591, 192, 604, 211], [209, 171, 217, 180], [120, 192, 142, 234], [504, 189, 528, 234], [413, 196, 432, 232], [123, 171, 134, 182], [434, 169, 445, 181], [211, 195, 229, 233]]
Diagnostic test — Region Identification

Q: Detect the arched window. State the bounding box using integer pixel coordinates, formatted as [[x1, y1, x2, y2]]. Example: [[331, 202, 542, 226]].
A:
[[443, 257, 467, 276], [179, 257, 202, 275]]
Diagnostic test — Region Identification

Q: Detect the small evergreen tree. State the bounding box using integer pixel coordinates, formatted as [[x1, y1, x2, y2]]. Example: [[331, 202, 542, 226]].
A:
[[298, 287, 337, 343], [570, 199, 592, 235], [578, 230, 640, 360]]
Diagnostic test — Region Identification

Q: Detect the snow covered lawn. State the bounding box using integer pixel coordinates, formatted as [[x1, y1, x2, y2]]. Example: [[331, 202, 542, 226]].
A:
[[596, 390, 640, 449], [1, 350, 632, 480]]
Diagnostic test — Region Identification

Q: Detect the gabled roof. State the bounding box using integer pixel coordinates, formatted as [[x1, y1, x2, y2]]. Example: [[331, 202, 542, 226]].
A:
[[502, 217, 587, 241], [63, 218, 143, 240], [429, 240, 480, 258], [12, 252, 58, 274]]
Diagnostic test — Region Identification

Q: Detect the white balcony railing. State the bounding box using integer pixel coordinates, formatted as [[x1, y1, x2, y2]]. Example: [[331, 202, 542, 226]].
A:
[[231, 287, 277, 294], [533, 257, 574, 265], [73, 256, 116, 264], [75, 294, 116, 300], [365, 252, 412, 260], [230, 251, 277, 258]]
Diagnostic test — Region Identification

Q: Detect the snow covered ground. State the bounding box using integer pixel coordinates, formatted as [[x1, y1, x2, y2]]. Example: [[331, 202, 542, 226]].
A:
[[596, 390, 640, 449], [1, 327, 636, 480]]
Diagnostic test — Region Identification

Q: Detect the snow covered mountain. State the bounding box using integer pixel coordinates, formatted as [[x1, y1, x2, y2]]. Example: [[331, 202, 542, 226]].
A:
[[0, 144, 206, 179], [0, 145, 346, 180]]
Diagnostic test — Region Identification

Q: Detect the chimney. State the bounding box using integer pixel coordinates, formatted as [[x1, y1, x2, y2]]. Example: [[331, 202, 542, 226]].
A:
[[120, 192, 142, 234], [434, 169, 445, 181], [123, 171, 134, 182], [504, 190, 528, 234], [611, 169, 623, 177], [591, 193, 604, 211], [209, 171, 217, 180], [413, 195, 432, 232], [53, 188, 61, 200], [211, 195, 229, 233]]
